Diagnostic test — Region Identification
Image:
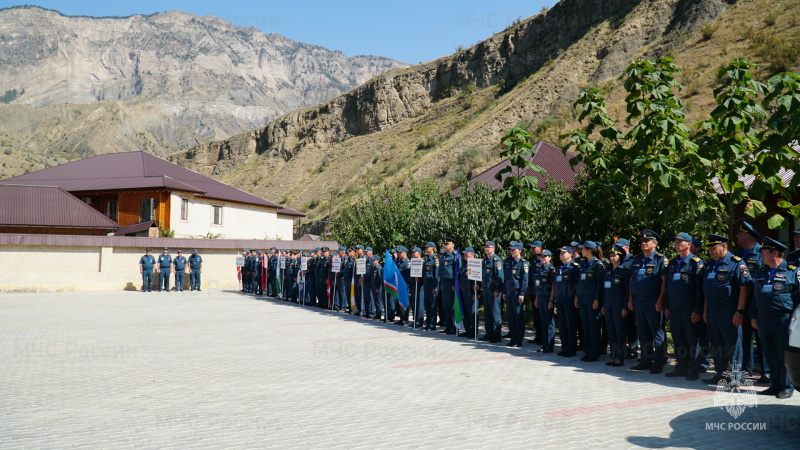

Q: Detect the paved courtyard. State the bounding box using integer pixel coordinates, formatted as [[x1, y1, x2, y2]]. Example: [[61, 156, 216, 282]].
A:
[[1, 290, 798, 449]]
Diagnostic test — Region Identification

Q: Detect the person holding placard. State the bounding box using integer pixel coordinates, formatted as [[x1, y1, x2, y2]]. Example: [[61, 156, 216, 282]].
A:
[[355, 245, 366, 315], [343, 247, 356, 314], [409, 247, 425, 328], [459, 247, 477, 339], [438, 238, 458, 335]]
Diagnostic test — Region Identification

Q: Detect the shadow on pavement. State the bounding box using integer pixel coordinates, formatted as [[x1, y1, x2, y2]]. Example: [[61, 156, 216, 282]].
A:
[[627, 405, 799, 448]]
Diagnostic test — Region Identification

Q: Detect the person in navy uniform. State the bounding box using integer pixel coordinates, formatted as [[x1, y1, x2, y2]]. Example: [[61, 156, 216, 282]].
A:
[[691, 237, 712, 373], [343, 248, 356, 313], [393, 246, 411, 325], [734, 221, 770, 383], [370, 255, 383, 320], [628, 230, 669, 374], [701, 234, 753, 384], [603, 245, 629, 366], [173, 250, 187, 292], [354, 245, 366, 315], [503, 241, 529, 347], [333, 247, 347, 311], [422, 242, 440, 331], [267, 248, 277, 296], [552, 246, 580, 356], [664, 233, 705, 380], [533, 249, 556, 352], [363, 247, 377, 318], [437, 238, 457, 335], [407, 247, 425, 328], [480, 241, 505, 343], [527, 241, 544, 344], [306, 248, 317, 304], [316, 247, 330, 308], [188, 249, 202, 291], [157, 247, 173, 292], [617, 237, 638, 360], [786, 229, 800, 267], [458, 247, 477, 339], [255, 250, 266, 295], [750, 237, 800, 399], [576, 241, 605, 362], [139, 248, 156, 292]]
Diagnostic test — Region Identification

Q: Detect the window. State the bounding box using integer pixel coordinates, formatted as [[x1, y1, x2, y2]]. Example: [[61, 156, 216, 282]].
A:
[[106, 201, 118, 221], [212, 205, 223, 225], [140, 198, 156, 222], [81, 196, 92, 205], [180, 198, 189, 221]]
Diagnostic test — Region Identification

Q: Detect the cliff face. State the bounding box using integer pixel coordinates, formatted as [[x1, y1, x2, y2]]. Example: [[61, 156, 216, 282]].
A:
[[0, 6, 407, 176], [171, 0, 741, 216]]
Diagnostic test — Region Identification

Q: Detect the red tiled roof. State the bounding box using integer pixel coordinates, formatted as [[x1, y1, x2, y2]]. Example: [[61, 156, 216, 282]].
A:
[[277, 207, 305, 217], [453, 141, 583, 195], [0, 151, 285, 209], [0, 233, 338, 250], [0, 185, 120, 229], [114, 221, 156, 236]]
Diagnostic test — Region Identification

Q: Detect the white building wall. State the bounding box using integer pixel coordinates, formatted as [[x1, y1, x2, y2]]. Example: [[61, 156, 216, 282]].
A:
[[169, 193, 291, 240]]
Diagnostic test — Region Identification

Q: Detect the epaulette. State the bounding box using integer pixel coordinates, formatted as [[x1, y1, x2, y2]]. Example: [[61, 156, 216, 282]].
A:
[[521, 258, 527, 262], [571, 261, 579, 267], [789, 265, 797, 271], [692, 256, 701, 262], [732, 256, 742, 262]]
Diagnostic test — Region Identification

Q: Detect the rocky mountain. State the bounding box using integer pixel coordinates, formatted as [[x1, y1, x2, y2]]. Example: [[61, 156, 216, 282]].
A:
[[0, 6, 407, 174], [172, 0, 798, 228]]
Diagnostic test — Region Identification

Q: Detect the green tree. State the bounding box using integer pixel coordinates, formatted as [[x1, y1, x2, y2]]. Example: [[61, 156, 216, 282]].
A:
[[495, 127, 545, 241]]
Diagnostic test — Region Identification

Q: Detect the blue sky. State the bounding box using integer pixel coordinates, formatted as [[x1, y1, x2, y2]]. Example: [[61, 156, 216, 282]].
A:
[[10, 1, 556, 63]]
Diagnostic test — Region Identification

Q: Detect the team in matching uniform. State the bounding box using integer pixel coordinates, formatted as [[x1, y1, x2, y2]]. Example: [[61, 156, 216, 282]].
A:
[[139, 247, 203, 292], [138, 222, 799, 398]]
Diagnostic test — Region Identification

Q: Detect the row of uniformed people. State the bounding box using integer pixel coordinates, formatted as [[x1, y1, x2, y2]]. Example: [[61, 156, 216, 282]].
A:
[[138, 247, 203, 292]]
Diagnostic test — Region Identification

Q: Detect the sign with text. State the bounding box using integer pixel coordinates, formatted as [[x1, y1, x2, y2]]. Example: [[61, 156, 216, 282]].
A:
[[410, 258, 424, 278], [356, 257, 367, 275], [301, 257, 308, 271], [467, 258, 483, 281], [235, 256, 244, 267], [331, 257, 341, 273], [279, 256, 286, 269]]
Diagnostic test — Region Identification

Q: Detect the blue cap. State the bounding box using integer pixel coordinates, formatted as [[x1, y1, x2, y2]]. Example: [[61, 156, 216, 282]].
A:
[[462, 247, 475, 253], [443, 236, 456, 245], [365, 247, 373, 252], [529, 240, 543, 248], [617, 238, 630, 247], [484, 241, 496, 247], [508, 241, 524, 250], [640, 229, 660, 241], [425, 242, 436, 248], [338, 246, 346, 252], [762, 236, 787, 251], [559, 246, 573, 254], [356, 245, 365, 250], [691, 238, 702, 248], [411, 247, 422, 253], [706, 234, 729, 246], [674, 232, 693, 242], [577, 241, 596, 250], [397, 245, 408, 253], [570, 241, 580, 247], [256, 250, 261, 254], [192, 249, 198, 253], [541, 249, 552, 256], [271, 247, 277, 250], [739, 221, 761, 238]]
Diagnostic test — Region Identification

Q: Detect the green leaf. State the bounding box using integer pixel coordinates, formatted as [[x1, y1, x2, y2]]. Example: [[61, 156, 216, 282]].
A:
[[744, 200, 767, 218], [767, 214, 788, 230]]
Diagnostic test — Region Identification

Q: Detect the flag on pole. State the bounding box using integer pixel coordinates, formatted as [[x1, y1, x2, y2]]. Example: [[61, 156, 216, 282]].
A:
[[383, 250, 409, 310], [350, 267, 358, 311], [260, 253, 267, 293], [326, 263, 332, 308], [453, 250, 466, 331], [299, 271, 305, 301]]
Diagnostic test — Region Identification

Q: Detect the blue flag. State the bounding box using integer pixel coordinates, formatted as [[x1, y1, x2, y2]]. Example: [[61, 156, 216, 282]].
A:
[[453, 250, 466, 331], [382, 250, 409, 310]]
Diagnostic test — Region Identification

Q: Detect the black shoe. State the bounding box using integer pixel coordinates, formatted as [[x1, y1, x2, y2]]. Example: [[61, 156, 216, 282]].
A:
[[625, 349, 638, 360], [583, 356, 598, 362], [580, 356, 590, 362], [437, 321, 444, 326], [457, 332, 467, 337], [756, 375, 771, 384], [686, 372, 700, 381], [777, 390, 794, 399], [490, 338, 502, 343], [606, 361, 615, 366], [703, 374, 726, 384], [630, 363, 652, 371], [758, 387, 781, 396], [479, 335, 492, 341], [446, 331, 457, 335], [527, 339, 538, 344], [611, 361, 624, 367], [395, 321, 405, 326], [439, 330, 448, 334], [507, 343, 521, 347], [503, 333, 511, 338], [557, 351, 566, 356], [650, 365, 664, 374], [665, 368, 689, 378]]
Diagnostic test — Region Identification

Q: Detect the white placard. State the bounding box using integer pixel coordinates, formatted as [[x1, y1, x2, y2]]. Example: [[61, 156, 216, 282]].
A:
[[356, 257, 367, 275], [331, 257, 341, 273], [235, 256, 245, 267], [279, 256, 286, 269], [467, 258, 483, 281], [410, 258, 424, 277], [301, 256, 308, 271]]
